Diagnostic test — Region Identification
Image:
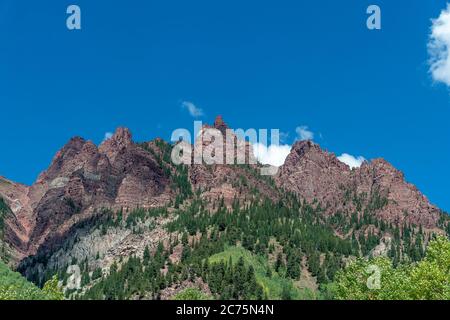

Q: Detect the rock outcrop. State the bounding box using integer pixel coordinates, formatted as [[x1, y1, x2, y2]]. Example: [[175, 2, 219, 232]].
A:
[[0, 118, 446, 267], [1, 128, 173, 263], [275, 140, 442, 229]]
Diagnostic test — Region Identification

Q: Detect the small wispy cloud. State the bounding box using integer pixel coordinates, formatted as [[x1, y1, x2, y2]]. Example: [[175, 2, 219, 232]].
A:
[[295, 126, 314, 141], [337, 153, 366, 169], [181, 101, 204, 118], [253, 143, 292, 167], [428, 4, 450, 87], [102, 132, 113, 143]]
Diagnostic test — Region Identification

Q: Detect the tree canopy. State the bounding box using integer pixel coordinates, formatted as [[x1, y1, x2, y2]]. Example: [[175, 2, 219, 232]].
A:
[[332, 236, 450, 300], [0, 261, 63, 300]]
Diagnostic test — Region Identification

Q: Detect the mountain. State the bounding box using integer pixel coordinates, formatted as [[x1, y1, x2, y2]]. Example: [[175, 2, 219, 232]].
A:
[[0, 117, 448, 299], [276, 140, 442, 229], [1, 128, 172, 262]]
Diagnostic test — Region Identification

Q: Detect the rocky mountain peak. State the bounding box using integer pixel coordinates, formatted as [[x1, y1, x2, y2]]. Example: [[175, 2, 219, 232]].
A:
[[213, 115, 228, 135], [290, 140, 319, 156], [283, 140, 348, 172], [276, 140, 351, 205], [0, 119, 447, 270], [98, 127, 133, 163], [36, 137, 97, 183], [355, 158, 406, 188], [101, 127, 132, 149], [45, 137, 87, 166], [276, 141, 442, 228], [65, 136, 87, 149]]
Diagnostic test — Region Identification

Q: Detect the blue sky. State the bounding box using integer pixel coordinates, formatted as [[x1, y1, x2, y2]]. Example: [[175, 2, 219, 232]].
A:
[[0, 1, 449, 211]]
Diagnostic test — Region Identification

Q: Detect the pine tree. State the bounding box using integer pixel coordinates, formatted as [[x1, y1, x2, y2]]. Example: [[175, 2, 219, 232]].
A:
[[275, 253, 284, 273]]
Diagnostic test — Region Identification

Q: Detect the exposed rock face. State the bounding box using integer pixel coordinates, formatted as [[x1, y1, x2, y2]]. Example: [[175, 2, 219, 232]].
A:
[[370, 235, 392, 258], [188, 116, 277, 206], [275, 140, 442, 229], [0, 118, 446, 267], [0, 177, 32, 256], [1, 128, 172, 263], [98, 127, 132, 164], [276, 140, 352, 206], [354, 159, 441, 229], [213, 115, 228, 135], [21, 214, 174, 285]]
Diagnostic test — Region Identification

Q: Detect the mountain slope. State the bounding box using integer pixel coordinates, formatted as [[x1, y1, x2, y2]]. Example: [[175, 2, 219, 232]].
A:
[[276, 140, 443, 230], [0, 129, 174, 264], [0, 259, 62, 300], [0, 117, 448, 299]]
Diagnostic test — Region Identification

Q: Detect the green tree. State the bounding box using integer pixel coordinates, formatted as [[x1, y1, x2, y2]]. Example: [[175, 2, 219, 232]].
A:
[[173, 288, 210, 300], [42, 275, 64, 300], [332, 236, 450, 300]]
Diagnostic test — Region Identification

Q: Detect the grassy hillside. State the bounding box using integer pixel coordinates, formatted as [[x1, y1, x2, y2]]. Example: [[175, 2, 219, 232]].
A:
[[0, 260, 63, 300], [208, 246, 316, 300]]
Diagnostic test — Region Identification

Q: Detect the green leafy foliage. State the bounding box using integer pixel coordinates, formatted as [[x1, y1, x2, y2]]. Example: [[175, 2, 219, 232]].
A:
[[42, 275, 65, 300], [332, 236, 450, 300], [173, 288, 210, 300], [13, 164, 449, 301], [0, 260, 63, 300]]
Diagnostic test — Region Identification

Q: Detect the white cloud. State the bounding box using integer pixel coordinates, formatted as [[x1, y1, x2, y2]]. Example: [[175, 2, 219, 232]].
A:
[[296, 126, 314, 141], [337, 153, 366, 169], [428, 4, 450, 87], [102, 132, 113, 143], [253, 143, 292, 167], [181, 101, 204, 117], [250, 126, 312, 167]]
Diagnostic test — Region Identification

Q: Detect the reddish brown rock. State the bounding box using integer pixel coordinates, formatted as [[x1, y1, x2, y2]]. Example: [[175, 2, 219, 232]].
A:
[[0, 118, 446, 266], [1, 128, 173, 263], [276, 140, 442, 229], [276, 140, 352, 205]]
